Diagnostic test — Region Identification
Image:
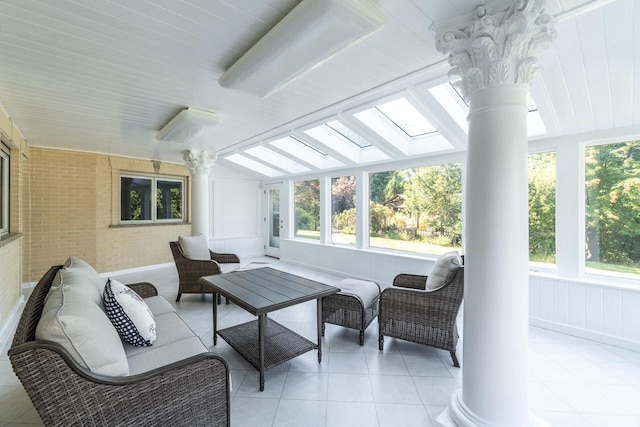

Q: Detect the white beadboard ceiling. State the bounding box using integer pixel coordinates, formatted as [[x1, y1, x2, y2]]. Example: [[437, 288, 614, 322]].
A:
[[0, 0, 635, 178]]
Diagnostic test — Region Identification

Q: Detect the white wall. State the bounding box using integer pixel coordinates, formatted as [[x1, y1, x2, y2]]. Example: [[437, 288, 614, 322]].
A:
[[209, 164, 264, 259]]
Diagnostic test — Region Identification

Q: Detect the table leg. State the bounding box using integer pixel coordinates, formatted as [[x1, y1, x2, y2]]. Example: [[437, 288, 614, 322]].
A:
[[317, 298, 323, 363], [212, 292, 218, 346], [258, 314, 265, 391]]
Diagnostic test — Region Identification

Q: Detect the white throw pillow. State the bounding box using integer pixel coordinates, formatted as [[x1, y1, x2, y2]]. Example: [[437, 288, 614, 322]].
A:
[[178, 234, 211, 261], [425, 251, 462, 290], [103, 278, 156, 347]]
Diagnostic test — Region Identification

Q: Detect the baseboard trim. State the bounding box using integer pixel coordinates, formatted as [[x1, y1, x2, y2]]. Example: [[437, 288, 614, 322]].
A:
[[530, 318, 640, 352], [98, 262, 175, 278], [0, 295, 25, 351]]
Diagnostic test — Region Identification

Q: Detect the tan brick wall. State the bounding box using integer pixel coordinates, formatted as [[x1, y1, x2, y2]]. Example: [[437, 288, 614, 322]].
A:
[[0, 237, 21, 330], [24, 148, 191, 281], [24, 148, 98, 281]]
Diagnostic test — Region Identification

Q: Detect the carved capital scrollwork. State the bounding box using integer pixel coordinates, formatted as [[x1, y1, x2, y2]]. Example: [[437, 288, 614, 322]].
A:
[[184, 149, 217, 175], [435, 0, 556, 102]]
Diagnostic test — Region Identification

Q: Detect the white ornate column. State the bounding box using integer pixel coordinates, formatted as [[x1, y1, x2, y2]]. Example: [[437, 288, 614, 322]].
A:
[[185, 150, 217, 240], [433, 1, 555, 426]]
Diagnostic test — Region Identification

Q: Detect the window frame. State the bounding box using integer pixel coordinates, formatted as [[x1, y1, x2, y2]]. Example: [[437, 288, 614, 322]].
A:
[[119, 173, 185, 224], [293, 178, 321, 241], [0, 145, 9, 236]]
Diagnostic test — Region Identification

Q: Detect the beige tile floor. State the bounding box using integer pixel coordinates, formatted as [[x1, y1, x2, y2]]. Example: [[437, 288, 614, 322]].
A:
[[2, 257, 640, 426]]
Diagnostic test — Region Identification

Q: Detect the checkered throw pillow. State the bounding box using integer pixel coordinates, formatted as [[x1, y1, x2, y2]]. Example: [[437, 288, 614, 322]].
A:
[[103, 278, 156, 347]]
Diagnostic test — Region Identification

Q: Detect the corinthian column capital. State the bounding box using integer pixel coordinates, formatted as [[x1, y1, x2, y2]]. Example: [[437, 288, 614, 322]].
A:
[[184, 150, 217, 175], [434, 0, 556, 102]]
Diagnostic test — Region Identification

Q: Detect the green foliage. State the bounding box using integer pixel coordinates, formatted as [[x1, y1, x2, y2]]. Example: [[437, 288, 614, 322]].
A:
[[585, 141, 640, 268], [294, 180, 320, 234], [334, 207, 356, 234], [528, 152, 556, 262]]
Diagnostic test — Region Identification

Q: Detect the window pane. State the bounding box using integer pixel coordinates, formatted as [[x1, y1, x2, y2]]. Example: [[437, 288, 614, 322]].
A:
[[121, 177, 152, 221], [528, 152, 556, 268], [585, 141, 640, 279], [369, 164, 462, 254], [326, 121, 372, 148], [376, 97, 437, 137], [331, 175, 356, 245], [294, 179, 320, 240], [156, 180, 183, 220]]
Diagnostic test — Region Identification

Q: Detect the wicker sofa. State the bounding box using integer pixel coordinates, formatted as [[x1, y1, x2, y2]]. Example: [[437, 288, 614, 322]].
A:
[[8, 262, 230, 427]]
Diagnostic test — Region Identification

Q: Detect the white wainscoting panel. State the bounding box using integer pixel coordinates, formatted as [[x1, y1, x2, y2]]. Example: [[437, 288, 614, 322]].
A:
[[210, 236, 264, 260], [530, 273, 640, 351]]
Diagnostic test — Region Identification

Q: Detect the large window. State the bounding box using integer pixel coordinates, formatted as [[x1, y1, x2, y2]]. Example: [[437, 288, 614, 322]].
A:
[[331, 175, 356, 245], [528, 151, 556, 268], [585, 141, 640, 279], [369, 163, 462, 254], [120, 175, 184, 223], [294, 179, 320, 240], [0, 146, 9, 235]]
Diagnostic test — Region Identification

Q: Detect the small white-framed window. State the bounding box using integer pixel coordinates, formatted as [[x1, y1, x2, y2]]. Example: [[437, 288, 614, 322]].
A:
[[120, 174, 185, 223], [0, 145, 9, 235]]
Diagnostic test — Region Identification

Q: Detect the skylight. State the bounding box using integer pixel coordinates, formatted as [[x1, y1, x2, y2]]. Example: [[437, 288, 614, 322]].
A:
[[428, 83, 468, 133], [225, 154, 284, 177], [270, 136, 344, 169], [325, 120, 372, 148], [375, 97, 437, 137], [244, 146, 311, 174]]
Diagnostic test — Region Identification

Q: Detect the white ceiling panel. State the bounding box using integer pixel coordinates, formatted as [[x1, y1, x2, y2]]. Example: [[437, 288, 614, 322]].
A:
[[0, 0, 636, 180]]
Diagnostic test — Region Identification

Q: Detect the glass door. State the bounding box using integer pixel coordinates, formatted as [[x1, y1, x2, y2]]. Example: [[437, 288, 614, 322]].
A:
[[265, 183, 282, 258]]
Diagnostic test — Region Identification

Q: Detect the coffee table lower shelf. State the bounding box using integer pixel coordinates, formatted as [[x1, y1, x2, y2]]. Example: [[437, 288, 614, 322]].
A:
[[217, 317, 317, 372]]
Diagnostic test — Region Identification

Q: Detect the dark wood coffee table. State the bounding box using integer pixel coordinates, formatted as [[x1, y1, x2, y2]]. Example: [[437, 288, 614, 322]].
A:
[[199, 267, 340, 391]]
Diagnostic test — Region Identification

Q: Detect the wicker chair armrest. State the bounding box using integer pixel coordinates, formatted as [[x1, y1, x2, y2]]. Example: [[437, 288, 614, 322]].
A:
[[126, 282, 158, 298], [392, 273, 427, 290], [209, 251, 240, 264], [379, 286, 460, 321], [9, 342, 230, 427], [184, 259, 223, 275]]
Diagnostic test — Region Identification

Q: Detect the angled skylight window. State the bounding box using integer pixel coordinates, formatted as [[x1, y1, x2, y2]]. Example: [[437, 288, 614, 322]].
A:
[[270, 136, 343, 169], [244, 146, 311, 174], [375, 97, 437, 137], [428, 82, 469, 133], [225, 154, 284, 177], [325, 120, 372, 148]]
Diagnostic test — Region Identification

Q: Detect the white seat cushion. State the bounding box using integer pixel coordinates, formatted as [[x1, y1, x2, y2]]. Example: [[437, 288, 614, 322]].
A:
[[178, 234, 211, 261], [338, 279, 380, 307], [425, 251, 462, 290], [219, 263, 241, 274]]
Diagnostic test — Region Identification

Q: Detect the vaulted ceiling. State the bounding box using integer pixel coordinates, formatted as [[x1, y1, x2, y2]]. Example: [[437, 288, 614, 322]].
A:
[[0, 0, 636, 179]]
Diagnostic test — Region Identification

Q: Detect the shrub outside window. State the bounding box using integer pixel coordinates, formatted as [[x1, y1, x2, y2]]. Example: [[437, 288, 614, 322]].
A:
[[120, 175, 184, 223], [0, 147, 8, 235], [294, 179, 320, 240], [369, 163, 462, 255], [331, 175, 356, 245], [585, 141, 640, 279], [528, 151, 556, 268]]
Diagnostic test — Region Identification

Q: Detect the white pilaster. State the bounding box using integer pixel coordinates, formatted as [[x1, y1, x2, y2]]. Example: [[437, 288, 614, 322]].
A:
[[433, 1, 556, 426], [185, 150, 217, 240]]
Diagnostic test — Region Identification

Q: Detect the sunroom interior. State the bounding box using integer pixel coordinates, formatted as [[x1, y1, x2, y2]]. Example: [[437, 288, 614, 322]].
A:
[[0, 0, 639, 426]]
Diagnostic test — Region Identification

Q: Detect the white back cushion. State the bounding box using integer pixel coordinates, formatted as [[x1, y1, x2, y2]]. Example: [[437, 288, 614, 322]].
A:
[[63, 256, 107, 294], [178, 234, 211, 261], [425, 251, 462, 290], [36, 271, 129, 376]]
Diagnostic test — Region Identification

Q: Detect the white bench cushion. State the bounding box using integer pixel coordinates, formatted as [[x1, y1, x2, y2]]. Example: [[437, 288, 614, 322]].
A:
[[338, 279, 380, 307]]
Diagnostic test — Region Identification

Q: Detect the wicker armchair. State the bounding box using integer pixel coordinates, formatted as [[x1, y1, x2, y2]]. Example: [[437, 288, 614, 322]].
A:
[[8, 266, 230, 427], [378, 266, 464, 367], [170, 241, 240, 302]]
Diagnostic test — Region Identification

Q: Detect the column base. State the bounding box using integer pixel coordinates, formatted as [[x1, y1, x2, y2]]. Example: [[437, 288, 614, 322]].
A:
[[436, 389, 550, 427]]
